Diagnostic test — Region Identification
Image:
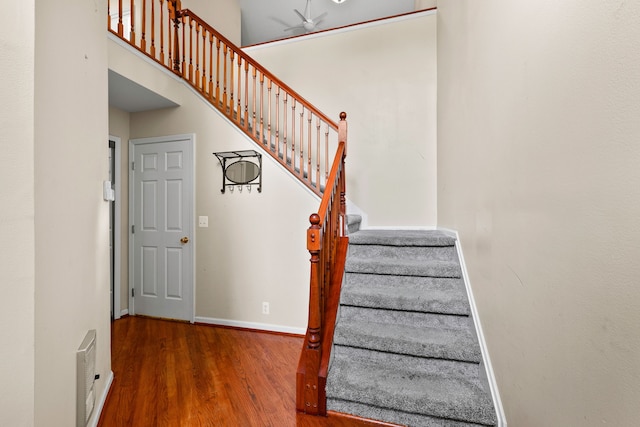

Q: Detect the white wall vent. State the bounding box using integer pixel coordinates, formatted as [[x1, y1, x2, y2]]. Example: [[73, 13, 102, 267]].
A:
[[77, 329, 97, 427]]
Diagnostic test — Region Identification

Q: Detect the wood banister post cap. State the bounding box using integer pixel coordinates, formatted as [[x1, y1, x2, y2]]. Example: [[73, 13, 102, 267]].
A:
[[309, 213, 321, 226], [339, 112, 347, 121]]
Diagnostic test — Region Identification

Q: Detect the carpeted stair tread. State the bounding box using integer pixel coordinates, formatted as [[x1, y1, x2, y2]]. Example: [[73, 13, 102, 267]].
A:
[[327, 399, 490, 427], [349, 230, 456, 247], [346, 257, 462, 278], [326, 350, 497, 426], [331, 345, 485, 380], [342, 273, 470, 315], [338, 305, 472, 330], [333, 318, 481, 362], [326, 229, 496, 426]]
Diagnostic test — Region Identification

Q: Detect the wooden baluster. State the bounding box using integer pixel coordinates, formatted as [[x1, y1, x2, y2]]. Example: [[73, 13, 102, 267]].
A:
[[325, 125, 329, 181], [275, 87, 280, 158], [159, 0, 164, 65], [150, 0, 156, 58], [181, 16, 186, 78], [267, 79, 272, 152], [195, 24, 200, 87], [237, 55, 242, 124], [118, 0, 124, 36], [308, 112, 312, 185], [301, 213, 322, 415], [130, 0, 136, 44], [291, 99, 296, 171], [300, 107, 305, 179], [141, 0, 146, 51], [188, 19, 194, 82], [172, 3, 180, 72], [283, 93, 288, 163], [202, 29, 208, 94], [215, 39, 221, 104], [167, 1, 172, 68], [243, 61, 249, 128], [229, 50, 235, 116], [223, 44, 228, 109], [259, 73, 264, 143], [252, 68, 257, 137], [208, 34, 214, 99], [316, 118, 321, 188]]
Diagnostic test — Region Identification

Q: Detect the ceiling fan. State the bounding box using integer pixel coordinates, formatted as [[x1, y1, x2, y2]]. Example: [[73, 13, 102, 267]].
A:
[[284, 0, 328, 33]]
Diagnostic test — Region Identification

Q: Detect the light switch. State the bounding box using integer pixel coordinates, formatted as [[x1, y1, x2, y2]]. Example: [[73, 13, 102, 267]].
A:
[[198, 216, 209, 227]]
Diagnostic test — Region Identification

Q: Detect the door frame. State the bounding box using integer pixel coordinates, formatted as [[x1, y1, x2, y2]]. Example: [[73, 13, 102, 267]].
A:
[[109, 135, 123, 320], [128, 133, 196, 323]]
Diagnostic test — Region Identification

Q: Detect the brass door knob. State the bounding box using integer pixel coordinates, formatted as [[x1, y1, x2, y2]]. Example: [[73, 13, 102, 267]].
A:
[[180, 237, 189, 244]]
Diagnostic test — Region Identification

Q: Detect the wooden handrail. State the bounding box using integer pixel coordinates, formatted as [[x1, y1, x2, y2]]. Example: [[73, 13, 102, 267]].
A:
[[108, 0, 338, 196], [296, 114, 348, 415]]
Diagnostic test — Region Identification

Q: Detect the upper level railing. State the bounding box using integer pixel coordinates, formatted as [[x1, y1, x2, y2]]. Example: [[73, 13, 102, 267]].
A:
[[108, 0, 338, 196]]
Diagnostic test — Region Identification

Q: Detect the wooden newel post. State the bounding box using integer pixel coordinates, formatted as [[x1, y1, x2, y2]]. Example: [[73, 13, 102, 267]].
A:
[[302, 213, 322, 414], [170, 1, 182, 72], [338, 111, 348, 157]]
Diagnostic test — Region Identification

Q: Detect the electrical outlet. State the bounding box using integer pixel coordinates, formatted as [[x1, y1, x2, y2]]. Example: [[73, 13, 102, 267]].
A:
[[198, 216, 208, 227], [262, 302, 270, 315]]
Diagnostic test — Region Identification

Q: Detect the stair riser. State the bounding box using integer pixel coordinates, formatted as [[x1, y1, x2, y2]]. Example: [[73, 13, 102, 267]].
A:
[[333, 331, 482, 363], [338, 305, 472, 330], [327, 399, 489, 427], [345, 260, 462, 278], [348, 244, 458, 261]]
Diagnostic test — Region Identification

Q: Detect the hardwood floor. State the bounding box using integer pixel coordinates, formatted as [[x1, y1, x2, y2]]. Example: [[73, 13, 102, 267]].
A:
[[98, 316, 385, 427]]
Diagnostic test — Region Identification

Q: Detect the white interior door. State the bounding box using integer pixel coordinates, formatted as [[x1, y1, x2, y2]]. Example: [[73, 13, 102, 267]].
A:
[[130, 135, 194, 322]]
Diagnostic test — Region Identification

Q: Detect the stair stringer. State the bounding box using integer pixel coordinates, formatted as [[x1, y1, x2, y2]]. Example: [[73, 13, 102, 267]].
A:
[[438, 228, 507, 427]]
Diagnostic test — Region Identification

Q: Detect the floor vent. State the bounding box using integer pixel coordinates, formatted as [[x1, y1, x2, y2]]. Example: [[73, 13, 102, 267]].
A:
[[77, 329, 97, 427]]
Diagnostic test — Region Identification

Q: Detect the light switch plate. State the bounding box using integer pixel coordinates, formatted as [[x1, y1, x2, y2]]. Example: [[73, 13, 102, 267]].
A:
[[198, 216, 208, 227]]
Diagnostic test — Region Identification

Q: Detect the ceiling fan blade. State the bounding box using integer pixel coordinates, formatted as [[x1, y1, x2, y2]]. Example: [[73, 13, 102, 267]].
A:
[[284, 24, 304, 32], [294, 9, 307, 22], [270, 16, 294, 28], [313, 12, 328, 22]]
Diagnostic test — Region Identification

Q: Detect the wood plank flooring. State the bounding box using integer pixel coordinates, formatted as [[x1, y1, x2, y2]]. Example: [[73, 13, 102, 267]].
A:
[[98, 316, 385, 427]]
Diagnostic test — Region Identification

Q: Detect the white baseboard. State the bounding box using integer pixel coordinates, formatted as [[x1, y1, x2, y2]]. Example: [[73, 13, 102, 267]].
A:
[[446, 229, 507, 427], [120, 309, 129, 317], [195, 316, 305, 336], [88, 370, 113, 427]]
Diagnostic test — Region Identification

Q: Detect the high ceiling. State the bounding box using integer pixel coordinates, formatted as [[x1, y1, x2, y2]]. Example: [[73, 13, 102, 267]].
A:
[[239, 0, 418, 46]]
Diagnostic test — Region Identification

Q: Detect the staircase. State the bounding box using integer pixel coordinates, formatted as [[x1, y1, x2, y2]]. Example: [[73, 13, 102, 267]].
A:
[[326, 223, 497, 426]]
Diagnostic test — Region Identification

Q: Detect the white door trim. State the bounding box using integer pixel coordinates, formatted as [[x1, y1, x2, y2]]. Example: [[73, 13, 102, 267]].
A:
[[109, 135, 122, 320], [128, 133, 196, 323]]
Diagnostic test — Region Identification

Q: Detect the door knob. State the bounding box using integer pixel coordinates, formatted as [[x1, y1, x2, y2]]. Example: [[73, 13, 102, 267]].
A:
[[180, 237, 189, 244]]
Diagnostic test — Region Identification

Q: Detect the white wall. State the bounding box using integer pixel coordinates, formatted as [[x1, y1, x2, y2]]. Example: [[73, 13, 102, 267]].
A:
[[246, 12, 438, 227], [0, 1, 35, 425], [109, 39, 317, 331], [181, 0, 241, 46], [34, 1, 111, 425], [438, 1, 640, 425], [109, 106, 131, 314], [415, 0, 436, 10]]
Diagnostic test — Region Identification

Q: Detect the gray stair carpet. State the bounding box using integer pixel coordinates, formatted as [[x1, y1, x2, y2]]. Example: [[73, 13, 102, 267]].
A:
[[326, 229, 496, 427]]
